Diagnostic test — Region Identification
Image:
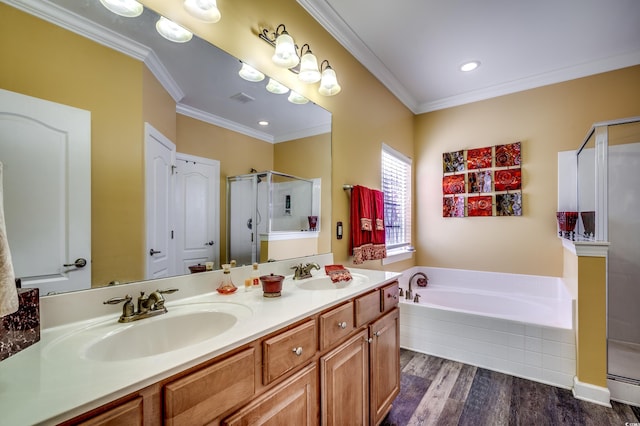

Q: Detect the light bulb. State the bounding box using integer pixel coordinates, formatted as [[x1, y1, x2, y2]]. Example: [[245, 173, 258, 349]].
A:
[[272, 32, 299, 68], [183, 0, 221, 23], [99, 0, 143, 17], [156, 16, 193, 43]]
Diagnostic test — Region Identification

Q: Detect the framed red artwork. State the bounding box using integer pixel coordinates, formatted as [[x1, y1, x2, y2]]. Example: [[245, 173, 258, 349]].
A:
[[443, 174, 465, 194], [495, 142, 521, 167], [467, 147, 492, 169], [467, 196, 493, 216], [494, 169, 521, 191]]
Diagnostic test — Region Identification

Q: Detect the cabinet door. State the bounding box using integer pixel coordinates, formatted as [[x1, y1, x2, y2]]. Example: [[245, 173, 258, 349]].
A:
[[223, 363, 318, 426], [369, 308, 400, 425], [320, 330, 369, 426], [164, 348, 255, 426], [76, 397, 143, 426]]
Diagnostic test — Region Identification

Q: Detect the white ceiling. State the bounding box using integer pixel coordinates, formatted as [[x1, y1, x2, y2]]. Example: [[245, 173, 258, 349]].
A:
[[299, 0, 640, 113]]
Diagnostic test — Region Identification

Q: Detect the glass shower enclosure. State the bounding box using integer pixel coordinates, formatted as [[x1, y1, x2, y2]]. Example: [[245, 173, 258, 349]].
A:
[[226, 171, 319, 266]]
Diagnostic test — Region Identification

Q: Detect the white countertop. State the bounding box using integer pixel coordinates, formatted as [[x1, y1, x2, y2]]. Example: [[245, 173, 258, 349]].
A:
[[0, 262, 400, 425]]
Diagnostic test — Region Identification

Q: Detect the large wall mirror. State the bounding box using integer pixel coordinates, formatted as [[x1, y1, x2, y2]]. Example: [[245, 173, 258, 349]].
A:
[[0, 0, 332, 295]]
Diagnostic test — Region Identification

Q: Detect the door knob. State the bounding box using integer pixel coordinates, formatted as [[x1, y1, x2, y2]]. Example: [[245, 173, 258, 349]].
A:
[[205, 241, 214, 246], [63, 258, 87, 268], [149, 249, 162, 256]]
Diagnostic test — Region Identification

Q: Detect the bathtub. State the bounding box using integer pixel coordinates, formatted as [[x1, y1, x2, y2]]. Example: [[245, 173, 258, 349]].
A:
[[399, 267, 576, 389]]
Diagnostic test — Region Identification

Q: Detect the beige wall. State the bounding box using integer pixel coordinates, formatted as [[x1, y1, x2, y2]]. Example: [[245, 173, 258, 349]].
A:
[[415, 66, 640, 277]]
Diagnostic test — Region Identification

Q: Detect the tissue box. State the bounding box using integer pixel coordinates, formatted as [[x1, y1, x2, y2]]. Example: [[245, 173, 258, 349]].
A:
[[0, 288, 40, 361]]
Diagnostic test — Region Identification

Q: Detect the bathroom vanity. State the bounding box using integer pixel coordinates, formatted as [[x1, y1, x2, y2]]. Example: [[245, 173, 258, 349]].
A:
[[0, 258, 400, 425]]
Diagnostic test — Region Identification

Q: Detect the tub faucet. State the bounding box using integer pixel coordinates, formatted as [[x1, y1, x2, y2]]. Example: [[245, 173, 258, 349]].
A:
[[406, 272, 429, 301]]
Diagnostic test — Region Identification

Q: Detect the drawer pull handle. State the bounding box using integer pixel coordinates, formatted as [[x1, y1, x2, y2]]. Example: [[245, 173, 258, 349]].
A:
[[292, 347, 303, 356], [338, 321, 347, 329]]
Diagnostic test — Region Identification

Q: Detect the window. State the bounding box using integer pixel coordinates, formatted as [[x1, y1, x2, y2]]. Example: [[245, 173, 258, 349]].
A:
[[381, 144, 412, 254]]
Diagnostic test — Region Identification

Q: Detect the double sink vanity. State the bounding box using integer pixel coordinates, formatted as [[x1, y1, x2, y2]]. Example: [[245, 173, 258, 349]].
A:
[[0, 255, 401, 425]]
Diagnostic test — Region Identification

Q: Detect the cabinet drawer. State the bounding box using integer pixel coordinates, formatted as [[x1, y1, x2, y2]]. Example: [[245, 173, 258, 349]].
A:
[[319, 302, 354, 350], [355, 290, 381, 327], [77, 397, 143, 426], [263, 319, 317, 385], [381, 282, 400, 313], [164, 348, 255, 426]]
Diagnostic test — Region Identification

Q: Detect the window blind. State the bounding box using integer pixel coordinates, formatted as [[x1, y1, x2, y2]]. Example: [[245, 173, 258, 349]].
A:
[[381, 144, 412, 250]]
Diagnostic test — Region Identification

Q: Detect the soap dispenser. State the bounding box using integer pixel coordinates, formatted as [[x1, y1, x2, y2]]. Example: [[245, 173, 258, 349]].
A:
[[217, 264, 238, 294]]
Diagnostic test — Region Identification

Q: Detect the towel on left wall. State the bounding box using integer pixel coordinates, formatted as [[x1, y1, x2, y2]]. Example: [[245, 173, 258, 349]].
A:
[[0, 162, 18, 317]]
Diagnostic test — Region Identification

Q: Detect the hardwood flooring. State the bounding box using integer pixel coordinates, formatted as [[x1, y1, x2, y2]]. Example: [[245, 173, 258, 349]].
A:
[[382, 349, 640, 426]]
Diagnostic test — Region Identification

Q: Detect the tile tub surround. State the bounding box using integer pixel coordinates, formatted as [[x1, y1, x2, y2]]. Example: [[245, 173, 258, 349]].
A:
[[0, 255, 401, 425], [398, 266, 576, 390], [0, 287, 39, 361]]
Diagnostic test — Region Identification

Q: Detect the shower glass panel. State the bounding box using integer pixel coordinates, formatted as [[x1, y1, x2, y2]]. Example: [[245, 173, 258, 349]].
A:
[[226, 171, 317, 265], [606, 119, 640, 384]]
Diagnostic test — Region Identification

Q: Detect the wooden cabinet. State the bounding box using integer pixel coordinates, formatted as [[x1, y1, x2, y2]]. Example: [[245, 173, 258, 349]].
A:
[[223, 363, 319, 426], [369, 308, 400, 425], [164, 348, 255, 426], [320, 330, 369, 426]]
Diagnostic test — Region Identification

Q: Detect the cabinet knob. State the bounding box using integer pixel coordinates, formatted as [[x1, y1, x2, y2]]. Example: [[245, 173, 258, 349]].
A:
[[365, 337, 373, 344], [374, 331, 382, 337], [338, 321, 347, 329], [292, 347, 303, 356]]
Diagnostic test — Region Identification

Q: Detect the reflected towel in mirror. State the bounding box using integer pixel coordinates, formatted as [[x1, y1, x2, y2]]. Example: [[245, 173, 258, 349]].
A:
[[0, 162, 18, 317]]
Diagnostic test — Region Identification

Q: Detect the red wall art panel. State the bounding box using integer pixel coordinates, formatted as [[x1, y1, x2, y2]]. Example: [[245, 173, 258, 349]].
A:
[[443, 174, 465, 194], [467, 196, 493, 216], [468, 170, 493, 193], [495, 141, 521, 167], [494, 169, 521, 191], [466, 147, 492, 169]]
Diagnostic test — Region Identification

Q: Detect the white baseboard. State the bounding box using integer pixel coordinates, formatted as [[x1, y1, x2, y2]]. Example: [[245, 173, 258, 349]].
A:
[[608, 378, 640, 407], [572, 376, 611, 407]]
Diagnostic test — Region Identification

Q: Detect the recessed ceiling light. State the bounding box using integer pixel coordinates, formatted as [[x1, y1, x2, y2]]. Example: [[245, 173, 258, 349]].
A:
[[460, 61, 480, 72], [258, 120, 269, 126]]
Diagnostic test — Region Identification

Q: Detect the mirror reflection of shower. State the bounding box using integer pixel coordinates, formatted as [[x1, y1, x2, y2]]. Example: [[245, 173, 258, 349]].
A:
[[227, 171, 321, 265]]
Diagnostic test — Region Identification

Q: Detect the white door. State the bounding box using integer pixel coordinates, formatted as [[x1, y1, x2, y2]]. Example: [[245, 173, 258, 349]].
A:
[[0, 89, 91, 294], [145, 123, 175, 280], [174, 154, 220, 273]]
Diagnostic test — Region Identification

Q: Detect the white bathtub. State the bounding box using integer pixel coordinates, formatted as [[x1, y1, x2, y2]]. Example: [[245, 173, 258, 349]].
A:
[[399, 267, 576, 389]]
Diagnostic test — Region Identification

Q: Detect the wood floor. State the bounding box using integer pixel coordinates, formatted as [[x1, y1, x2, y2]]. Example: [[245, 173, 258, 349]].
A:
[[382, 349, 640, 426]]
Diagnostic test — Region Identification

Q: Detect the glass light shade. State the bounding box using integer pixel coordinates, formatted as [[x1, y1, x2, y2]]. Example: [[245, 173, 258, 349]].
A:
[[183, 0, 221, 23], [238, 63, 265, 82], [298, 52, 321, 84], [318, 67, 341, 96], [265, 79, 290, 94], [287, 91, 309, 104], [156, 17, 193, 43], [99, 0, 143, 17], [272, 32, 299, 68]]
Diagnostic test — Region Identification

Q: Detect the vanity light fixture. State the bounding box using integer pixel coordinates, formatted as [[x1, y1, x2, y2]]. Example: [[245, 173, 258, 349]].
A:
[[183, 0, 221, 23], [238, 62, 265, 82], [460, 61, 480, 72], [156, 16, 193, 43], [287, 91, 309, 105], [265, 78, 289, 95], [318, 60, 341, 96], [99, 0, 143, 17], [259, 23, 341, 96]]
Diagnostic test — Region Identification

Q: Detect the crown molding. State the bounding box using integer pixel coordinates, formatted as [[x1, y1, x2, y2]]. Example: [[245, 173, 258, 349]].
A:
[[176, 104, 275, 143], [273, 122, 332, 143], [5, 0, 184, 103]]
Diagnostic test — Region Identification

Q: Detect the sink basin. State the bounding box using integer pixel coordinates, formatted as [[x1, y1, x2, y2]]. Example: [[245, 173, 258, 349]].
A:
[[44, 302, 252, 362], [290, 273, 369, 290]]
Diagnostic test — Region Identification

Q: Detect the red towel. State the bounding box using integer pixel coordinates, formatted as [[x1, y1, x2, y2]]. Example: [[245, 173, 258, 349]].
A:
[[350, 185, 386, 264], [325, 265, 352, 283]]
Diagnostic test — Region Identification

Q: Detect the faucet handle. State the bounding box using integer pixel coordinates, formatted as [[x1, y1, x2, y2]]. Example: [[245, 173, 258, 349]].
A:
[[104, 295, 132, 305], [398, 288, 404, 297], [158, 288, 179, 295], [413, 293, 421, 303]]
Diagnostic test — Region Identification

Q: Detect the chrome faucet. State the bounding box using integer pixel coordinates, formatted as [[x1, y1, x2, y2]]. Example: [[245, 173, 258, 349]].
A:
[[291, 262, 320, 280], [104, 288, 179, 323], [406, 272, 428, 301]]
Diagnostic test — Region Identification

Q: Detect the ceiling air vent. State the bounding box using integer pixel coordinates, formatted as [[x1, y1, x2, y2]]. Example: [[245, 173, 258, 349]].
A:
[[229, 92, 256, 104]]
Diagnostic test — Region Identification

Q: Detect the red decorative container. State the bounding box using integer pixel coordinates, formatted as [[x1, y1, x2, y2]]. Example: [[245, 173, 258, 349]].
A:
[[556, 211, 578, 240], [260, 273, 284, 298]]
